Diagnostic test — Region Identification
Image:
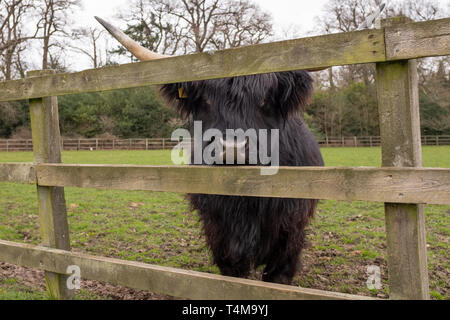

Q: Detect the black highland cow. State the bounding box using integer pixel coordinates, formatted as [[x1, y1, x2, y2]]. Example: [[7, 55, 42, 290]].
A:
[[97, 17, 324, 285], [161, 73, 324, 284]]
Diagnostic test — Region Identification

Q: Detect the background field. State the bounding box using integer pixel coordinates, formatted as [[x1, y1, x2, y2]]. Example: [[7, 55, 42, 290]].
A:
[[0, 147, 448, 300]]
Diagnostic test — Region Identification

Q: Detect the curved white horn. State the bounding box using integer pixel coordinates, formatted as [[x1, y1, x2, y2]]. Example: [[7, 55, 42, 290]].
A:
[[95, 16, 169, 61], [95, 16, 327, 72]]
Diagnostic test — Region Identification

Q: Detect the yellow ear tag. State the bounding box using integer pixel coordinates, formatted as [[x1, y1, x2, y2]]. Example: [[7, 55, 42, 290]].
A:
[[178, 87, 188, 99]]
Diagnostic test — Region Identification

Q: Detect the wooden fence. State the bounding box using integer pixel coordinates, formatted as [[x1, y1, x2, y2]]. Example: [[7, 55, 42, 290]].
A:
[[1, 135, 449, 151], [0, 138, 187, 151], [0, 138, 175, 152], [318, 135, 450, 147], [0, 16, 449, 300]]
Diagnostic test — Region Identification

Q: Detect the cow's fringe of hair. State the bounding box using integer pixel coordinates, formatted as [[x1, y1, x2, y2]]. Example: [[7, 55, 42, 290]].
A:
[[160, 70, 314, 121]]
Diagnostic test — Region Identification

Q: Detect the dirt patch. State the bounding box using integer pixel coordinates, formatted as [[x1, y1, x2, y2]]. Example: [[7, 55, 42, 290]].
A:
[[0, 262, 174, 300], [300, 247, 389, 299]]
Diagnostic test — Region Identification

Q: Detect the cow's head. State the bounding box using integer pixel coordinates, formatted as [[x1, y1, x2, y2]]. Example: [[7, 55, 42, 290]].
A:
[[96, 17, 315, 166]]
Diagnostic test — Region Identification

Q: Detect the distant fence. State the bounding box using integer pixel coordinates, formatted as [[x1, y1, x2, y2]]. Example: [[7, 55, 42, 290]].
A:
[[0, 138, 178, 152], [317, 135, 450, 147], [1, 136, 449, 151]]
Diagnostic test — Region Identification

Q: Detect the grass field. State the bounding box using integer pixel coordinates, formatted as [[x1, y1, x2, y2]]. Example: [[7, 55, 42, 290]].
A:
[[0, 146, 448, 300]]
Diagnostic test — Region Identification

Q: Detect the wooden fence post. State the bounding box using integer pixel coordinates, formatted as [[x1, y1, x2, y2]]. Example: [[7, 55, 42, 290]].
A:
[[27, 70, 73, 300], [376, 18, 429, 300]]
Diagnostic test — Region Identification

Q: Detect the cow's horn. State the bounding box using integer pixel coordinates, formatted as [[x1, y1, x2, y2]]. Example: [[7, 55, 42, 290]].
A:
[[95, 16, 327, 72], [95, 16, 169, 61]]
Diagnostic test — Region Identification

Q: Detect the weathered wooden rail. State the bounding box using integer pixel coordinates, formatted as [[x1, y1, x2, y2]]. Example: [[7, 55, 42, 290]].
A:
[[0, 18, 448, 102], [1, 163, 449, 205], [0, 16, 449, 300]]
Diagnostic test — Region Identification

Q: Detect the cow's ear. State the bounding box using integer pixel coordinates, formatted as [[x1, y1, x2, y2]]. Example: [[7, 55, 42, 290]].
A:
[[273, 70, 314, 118], [160, 82, 203, 118]]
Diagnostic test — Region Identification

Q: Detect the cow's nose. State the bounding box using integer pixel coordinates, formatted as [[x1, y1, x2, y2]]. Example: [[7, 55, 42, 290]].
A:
[[219, 137, 248, 163]]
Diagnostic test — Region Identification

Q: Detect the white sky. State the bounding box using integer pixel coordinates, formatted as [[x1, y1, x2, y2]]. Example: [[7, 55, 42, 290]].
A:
[[79, 0, 330, 35], [79, 0, 449, 33]]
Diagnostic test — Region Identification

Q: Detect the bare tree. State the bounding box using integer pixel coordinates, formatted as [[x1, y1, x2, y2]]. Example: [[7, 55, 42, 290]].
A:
[[71, 27, 106, 68], [308, 0, 450, 137], [315, 0, 447, 89], [0, 0, 40, 80], [115, 0, 273, 58], [210, 0, 272, 50], [114, 0, 187, 57], [388, 0, 443, 21], [36, 0, 80, 69]]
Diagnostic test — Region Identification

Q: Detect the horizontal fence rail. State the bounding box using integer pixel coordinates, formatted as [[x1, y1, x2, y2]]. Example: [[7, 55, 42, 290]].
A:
[[0, 240, 371, 300], [1, 163, 449, 205], [1, 135, 449, 151], [0, 18, 448, 103], [0, 163, 35, 183]]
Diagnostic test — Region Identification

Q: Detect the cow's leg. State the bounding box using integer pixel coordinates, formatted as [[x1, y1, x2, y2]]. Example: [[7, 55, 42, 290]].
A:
[[262, 200, 317, 284], [206, 223, 252, 278], [262, 232, 305, 285], [198, 211, 252, 278], [214, 254, 251, 278]]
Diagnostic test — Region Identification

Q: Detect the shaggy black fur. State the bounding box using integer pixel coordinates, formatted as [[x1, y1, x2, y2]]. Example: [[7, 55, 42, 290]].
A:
[[161, 70, 324, 284]]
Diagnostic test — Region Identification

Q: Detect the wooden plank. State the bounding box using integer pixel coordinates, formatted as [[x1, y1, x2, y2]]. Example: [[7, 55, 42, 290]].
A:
[[0, 163, 35, 184], [28, 70, 73, 300], [0, 29, 385, 102], [386, 18, 450, 60], [35, 164, 450, 205], [0, 19, 448, 103], [376, 62, 422, 167], [0, 240, 375, 300], [376, 19, 430, 300]]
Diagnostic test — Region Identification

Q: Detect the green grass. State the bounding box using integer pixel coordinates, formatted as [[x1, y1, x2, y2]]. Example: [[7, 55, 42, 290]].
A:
[[0, 278, 47, 300], [0, 146, 448, 300], [2, 146, 449, 167], [0, 278, 101, 300]]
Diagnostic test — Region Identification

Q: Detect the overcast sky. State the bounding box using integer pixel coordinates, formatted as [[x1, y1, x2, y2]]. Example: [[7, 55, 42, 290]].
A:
[[80, 0, 449, 33], [80, 0, 330, 35]]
